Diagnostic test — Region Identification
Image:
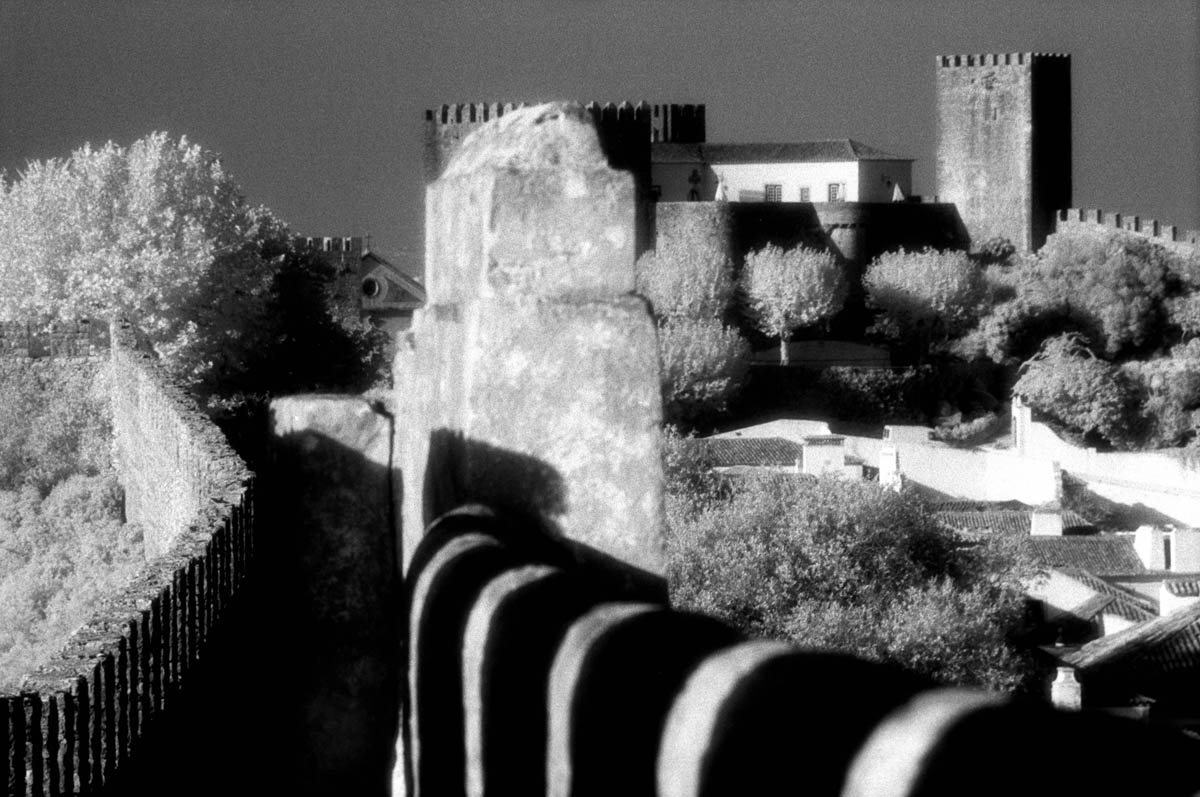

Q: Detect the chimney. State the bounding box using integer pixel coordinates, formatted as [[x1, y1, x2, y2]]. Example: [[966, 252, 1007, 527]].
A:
[[1030, 508, 1064, 536], [1050, 666, 1082, 710], [1011, 395, 1032, 456], [1134, 525, 1167, 570], [879, 445, 901, 491], [1170, 528, 1200, 572]]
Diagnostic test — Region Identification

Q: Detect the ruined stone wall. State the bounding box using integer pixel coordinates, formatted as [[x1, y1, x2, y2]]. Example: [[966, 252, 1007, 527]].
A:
[[936, 52, 1071, 253], [425, 101, 655, 254], [0, 319, 109, 360], [0, 322, 256, 795], [399, 102, 665, 581]]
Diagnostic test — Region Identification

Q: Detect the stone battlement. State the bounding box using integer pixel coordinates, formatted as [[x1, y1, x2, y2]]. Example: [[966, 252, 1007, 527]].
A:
[[937, 52, 1070, 67], [425, 101, 704, 142], [1056, 208, 1200, 254], [295, 235, 362, 255]]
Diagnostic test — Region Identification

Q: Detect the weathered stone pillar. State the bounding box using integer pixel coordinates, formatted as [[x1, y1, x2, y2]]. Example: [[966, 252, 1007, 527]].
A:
[[393, 102, 665, 578]]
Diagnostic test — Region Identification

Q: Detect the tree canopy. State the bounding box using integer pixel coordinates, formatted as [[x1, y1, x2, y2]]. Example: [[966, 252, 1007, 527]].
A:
[[637, 242, 749, 425], [742, 243, 847, 365], [864, 248, 987, 346], [0, 132, 290, 391], [636, 245, 735, 321], [657, 317, 750, 424], [1013, 333, 1143, 449], [664, 467, 1035, 692]]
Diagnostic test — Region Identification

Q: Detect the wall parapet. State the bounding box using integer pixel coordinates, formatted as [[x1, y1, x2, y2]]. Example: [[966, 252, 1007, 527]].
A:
[[0, 321, 256, 795], [403, 507, 1200, 795], [1055, 208, 1200, 255], [937, 52, 1070, 67]]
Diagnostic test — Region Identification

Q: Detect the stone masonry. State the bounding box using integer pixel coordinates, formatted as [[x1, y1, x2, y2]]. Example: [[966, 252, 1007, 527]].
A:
[[396, 102, 666, 579], [936, 53, 1071, 253]]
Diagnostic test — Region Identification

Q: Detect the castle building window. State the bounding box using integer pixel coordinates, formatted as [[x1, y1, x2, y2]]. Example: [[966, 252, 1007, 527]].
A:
[[764, 184, 782, 203], [800, 186, 811, 201], [828, 183, 845, 202]]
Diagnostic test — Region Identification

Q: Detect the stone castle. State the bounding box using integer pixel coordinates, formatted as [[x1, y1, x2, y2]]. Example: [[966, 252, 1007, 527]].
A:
[[420, 51, 1193, 260], [1, 56, 1199, 797]]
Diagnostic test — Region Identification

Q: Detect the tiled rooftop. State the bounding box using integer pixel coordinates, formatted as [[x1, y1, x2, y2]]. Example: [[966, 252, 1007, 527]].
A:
[[1024, 536, 1146, 577], [933, 502, 1094, 536], [1164, 579, 1200, 598], [1058, 567, 1158, 622], [652, 139, 910, 165], [690, 437, 803, 468], [1066, 601, 1200, 673]]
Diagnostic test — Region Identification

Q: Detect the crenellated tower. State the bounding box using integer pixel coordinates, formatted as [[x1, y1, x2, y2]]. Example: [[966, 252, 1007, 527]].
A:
[[423, 101, 702, 255], [936, 52, 1071, 253]]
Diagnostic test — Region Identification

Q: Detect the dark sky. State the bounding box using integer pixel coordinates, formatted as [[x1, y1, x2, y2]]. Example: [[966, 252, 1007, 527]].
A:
[[2, 1, 1197, 271]]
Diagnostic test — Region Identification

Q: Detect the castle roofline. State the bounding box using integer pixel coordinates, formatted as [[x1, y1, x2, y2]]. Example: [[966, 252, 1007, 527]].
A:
[[652, 139, 911, 165]]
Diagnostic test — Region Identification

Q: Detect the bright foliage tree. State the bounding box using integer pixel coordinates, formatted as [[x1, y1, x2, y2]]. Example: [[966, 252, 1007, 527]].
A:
[[637, 245, 750, 425], [742, 244, 847, 365], [0, 132, 290, 391], [657, 317, 750, 423], [864, 248, 987, 345], [636, 246, 735, 320]]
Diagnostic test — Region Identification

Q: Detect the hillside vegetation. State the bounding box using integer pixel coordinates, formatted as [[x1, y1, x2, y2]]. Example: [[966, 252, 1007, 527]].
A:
[[0, 365, 142, 691]]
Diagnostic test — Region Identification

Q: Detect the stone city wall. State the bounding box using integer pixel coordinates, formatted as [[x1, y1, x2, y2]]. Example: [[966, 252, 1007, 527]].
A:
[[0, 321, 256, 795], [1054, 208, 1200, 258], [1013, 397, 1200, 525]]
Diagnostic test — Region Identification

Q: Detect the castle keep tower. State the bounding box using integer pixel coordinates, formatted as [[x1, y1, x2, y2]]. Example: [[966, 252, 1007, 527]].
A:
[[936, 53, 1071, 253]]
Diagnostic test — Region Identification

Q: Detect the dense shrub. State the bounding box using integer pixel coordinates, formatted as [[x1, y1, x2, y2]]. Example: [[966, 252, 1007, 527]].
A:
[[637, 238, 751, 426], [1014, 334, 1144, 449], [636, 246, 735, 321], [658, 317, 751, 425], [930, 411, 1003, 447], [1122, 340, 1200, 448], [816, 366, 937, 423], [1008, 228, 1188, 358], [0, 366, 112, 495], [977, 237, 1017, 266], [953, 298, 1097, 364], [0, 474, 143, 691], [665, 472, 1035, 691]]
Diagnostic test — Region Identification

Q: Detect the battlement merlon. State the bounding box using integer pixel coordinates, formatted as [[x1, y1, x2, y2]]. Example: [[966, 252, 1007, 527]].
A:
[[425, 101, 704, 142], [294, 235, 363, 254], [1056, 208, 1200, 248], [936, 52, 1071, 68]]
